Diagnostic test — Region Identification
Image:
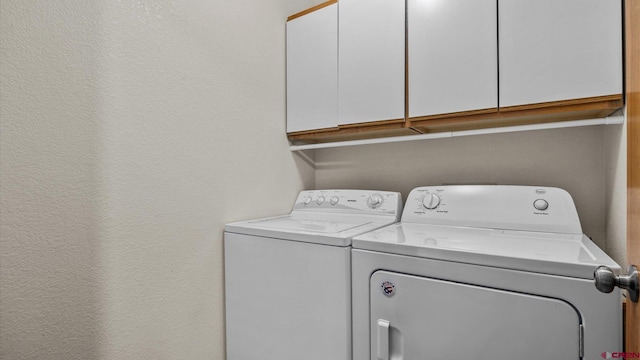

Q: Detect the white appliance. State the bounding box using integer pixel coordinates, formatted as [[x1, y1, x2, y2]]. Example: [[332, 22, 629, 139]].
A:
[[351, 185, 622, 360], [224, 189, 402, 360]]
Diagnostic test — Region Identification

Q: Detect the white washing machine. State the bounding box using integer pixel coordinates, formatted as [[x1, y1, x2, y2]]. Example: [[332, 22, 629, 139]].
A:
[[224, 189, 402, 360], [351, 185, 622, 360]]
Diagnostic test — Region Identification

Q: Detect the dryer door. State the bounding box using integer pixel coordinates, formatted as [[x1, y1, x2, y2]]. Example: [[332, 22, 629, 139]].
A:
[[370, 271, 581, 360]]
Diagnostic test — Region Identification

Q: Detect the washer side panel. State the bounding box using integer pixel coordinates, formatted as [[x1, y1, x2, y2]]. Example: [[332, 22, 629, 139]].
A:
[[225, 233, 351, 360]]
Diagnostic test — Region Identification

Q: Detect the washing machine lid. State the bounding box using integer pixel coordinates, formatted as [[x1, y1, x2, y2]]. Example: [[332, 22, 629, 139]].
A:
[[225, 189, 402, 246], [352, 223, 620, 279], [225, 212, 398, 247]]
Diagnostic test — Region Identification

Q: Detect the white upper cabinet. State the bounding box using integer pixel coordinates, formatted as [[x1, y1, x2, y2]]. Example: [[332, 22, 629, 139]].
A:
[[408, 0, 497, 118], [286, 3, 338, 133], [286, 0, 624, 142], [499, 0, 622, 108], [338, 0, 405, 126]]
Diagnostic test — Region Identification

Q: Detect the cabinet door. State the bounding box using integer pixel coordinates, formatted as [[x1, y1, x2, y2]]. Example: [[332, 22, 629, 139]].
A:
[[408, 0, 497, 118], [286, 3, 338, 133], [499, 0, 622, 108], [338, 0, 405, 126]]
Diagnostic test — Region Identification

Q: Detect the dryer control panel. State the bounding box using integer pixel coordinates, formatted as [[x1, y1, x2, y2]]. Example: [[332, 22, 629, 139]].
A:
[[293, 190, 402, 217], [402, 185, 582, 234]]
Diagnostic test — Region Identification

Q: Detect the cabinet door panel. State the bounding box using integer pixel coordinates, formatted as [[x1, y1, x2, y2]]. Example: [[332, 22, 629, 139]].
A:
[[338, 0, 405, 125], [499, 0, 622, 108], [286, 4, 338, 133], [409, 0, 497, 118]]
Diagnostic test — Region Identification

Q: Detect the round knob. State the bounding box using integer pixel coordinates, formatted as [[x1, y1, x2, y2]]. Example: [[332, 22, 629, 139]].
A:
[[330, 196, 339, 205], [533, 199, 549, 211], [422, 193, 441, 210], [367, 194, 383, 209], [316, 196, 325, 205], [594, 265, 639, 302], [303, 196, 312, 206], [594, 266, 617, 293]]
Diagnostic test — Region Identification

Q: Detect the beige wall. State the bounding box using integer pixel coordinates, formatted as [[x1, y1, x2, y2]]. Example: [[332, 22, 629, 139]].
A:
[[0, 1, 316, 359], [315, 125, 623, 258], [0, 0, 628, 359], [605, 119, 628, 268]]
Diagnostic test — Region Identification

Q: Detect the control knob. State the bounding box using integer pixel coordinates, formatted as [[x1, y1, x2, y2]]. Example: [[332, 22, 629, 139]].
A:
[[533, 199, 549, 211], [367, 194, 384, 209], [316, 196, 325, 205], [303, 196, 313, 206], [330, 196, 339, 205], [422, 193, 441, 210]]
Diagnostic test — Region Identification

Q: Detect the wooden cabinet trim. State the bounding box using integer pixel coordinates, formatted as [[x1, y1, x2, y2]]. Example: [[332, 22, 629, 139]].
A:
[[412, 109, 616, 134], [339, 118, 405, 129], [409, 95, 622, 129], [499, 94, 623, 113], [288, 118, 406, 139], [288, 121, 414, 142], [408, 108, 498, 123], [287, 0, 338, 22], [286, 126, 339, 137], [288, 96, 623, 143]]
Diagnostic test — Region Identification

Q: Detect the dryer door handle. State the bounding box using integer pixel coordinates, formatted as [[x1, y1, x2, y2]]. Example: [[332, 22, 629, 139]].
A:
[[377, 319, 390, 360], [594, 265, 638, 302]]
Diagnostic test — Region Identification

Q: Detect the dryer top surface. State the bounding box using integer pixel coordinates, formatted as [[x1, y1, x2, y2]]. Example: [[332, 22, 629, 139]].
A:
[[352, 223, 620, 278]]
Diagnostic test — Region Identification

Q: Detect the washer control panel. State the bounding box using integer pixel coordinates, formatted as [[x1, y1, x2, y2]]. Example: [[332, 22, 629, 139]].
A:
[[293, 190, 402, 217], [402, 185, 582, 234]]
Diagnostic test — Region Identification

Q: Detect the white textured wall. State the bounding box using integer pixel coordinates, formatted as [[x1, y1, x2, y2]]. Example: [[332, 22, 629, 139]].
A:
[[605, 121, 627, 268], [1, 2, 103, 359], [0, 0, 628, 359], [0, 1, 316, 359], [315, 126, 613, 250]]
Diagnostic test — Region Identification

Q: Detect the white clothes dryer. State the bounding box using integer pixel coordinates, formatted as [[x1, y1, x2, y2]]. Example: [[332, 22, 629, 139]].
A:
[[351, 185, 622, 360], [224, 189, 402, 360]]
